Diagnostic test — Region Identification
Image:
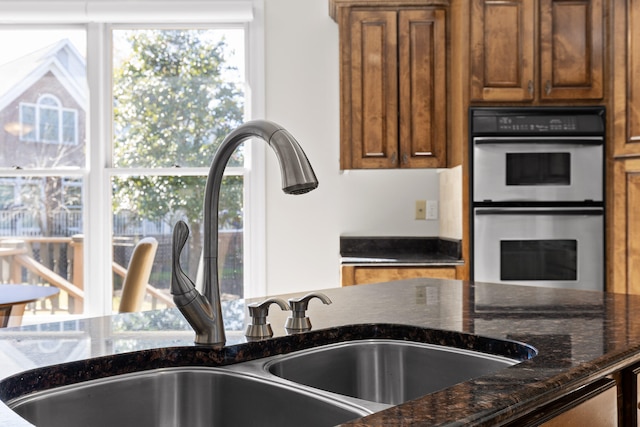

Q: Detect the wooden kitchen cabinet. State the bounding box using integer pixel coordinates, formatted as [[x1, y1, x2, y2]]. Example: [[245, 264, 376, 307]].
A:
[[469, 0, 534, 102], [330, 1, 447, 169], [341, 265, 457, 286], [612, 0, 640, 158], [470, 0, 604, 102], [609, 158, 640, 295], [609, 0, 640, 294], [621, 364, 640, 425]]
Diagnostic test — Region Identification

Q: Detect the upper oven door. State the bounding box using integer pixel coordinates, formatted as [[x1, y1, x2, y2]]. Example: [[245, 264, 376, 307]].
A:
[[472, 137, 603, 203]]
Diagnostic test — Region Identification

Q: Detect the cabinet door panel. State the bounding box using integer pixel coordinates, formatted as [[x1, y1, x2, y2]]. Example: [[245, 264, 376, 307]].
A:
[[539, 379, 617, 426], [629, 0, 640, 150], [630, 173, 640, 290], [398, 9, 446, 168], [349, 10, 398, 168], [470, 0, 534, 102], [539, 0, 603, 100], [610, 158, 640, 294], [508, 378, 617, 426], [616, 0, 640, 155]]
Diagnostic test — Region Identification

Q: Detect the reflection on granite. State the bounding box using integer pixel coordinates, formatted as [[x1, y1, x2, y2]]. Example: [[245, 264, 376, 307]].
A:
[[2, 280, 640, 426], [340, 236, 462, 264]]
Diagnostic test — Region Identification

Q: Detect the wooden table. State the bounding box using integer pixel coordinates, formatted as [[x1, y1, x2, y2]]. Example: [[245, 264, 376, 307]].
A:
[[0, 285, 60, 327]]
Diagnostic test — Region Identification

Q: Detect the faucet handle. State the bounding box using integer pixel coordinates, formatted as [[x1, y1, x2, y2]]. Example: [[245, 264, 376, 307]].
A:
[[245, 297, 291, 340], [285, 292, 332, 333]]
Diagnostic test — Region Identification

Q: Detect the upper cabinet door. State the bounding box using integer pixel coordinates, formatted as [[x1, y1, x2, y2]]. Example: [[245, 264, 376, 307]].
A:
[[470, 0, 535, 102], [332, 2, 449, 170], [539, 0, 604, 100], [628, 0, 640, 151], [398, 9, 447, 168], [347, 9, 399, 169], [613, 0, 640, 156]]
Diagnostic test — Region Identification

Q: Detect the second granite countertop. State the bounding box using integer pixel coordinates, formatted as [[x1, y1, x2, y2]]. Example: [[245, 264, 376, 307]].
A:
[[340, 236, 463, 265]]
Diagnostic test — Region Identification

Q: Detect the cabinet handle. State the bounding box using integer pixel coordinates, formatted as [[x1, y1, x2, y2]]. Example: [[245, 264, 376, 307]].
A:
[[402, 153, 408, 165], [545, 80, 551, 95], [390, 152, 397, 165], [528, 80, 534, 95]]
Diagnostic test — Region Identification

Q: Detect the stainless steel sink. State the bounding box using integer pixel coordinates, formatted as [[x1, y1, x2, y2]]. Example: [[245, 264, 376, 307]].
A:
[[264, 339, 519, 405], [7, 367, 368, 427], [3, 331, 532, 426]]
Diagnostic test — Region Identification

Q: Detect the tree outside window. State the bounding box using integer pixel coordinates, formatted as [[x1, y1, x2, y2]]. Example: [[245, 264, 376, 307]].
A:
[[111, 28, 246, 301]]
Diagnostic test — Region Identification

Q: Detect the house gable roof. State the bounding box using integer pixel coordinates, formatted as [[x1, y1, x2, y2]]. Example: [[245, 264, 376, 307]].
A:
[[0, 38, 87, 112]]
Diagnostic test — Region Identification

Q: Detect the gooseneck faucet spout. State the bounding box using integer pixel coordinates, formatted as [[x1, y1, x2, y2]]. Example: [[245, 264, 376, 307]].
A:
[[171, 120, 319, 346]]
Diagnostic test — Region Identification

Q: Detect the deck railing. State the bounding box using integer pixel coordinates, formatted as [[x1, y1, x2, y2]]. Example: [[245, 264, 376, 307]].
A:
[[0, 236, 174, 316]]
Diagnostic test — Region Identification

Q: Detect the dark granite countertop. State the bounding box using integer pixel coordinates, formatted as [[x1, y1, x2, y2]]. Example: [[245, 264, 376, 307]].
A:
[[1, 279, 640, 426], [340, 236, 463, 266]]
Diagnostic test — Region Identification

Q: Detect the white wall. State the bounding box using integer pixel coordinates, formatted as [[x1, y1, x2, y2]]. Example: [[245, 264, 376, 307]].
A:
[[263, 0, 441, 296]]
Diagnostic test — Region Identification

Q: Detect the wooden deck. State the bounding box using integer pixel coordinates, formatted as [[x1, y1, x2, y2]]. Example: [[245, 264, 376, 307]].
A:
[[0, 236, 174, 319]]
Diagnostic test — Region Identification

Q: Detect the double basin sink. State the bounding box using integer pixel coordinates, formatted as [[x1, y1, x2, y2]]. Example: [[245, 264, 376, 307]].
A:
[[2, 327, 536, 427]]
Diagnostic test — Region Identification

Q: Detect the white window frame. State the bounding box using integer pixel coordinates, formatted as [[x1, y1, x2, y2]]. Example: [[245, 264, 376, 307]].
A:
[[0, 0, 267, 317]]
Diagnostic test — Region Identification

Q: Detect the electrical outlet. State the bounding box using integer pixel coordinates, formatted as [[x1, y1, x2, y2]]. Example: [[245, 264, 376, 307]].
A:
[[426, 200, 438, 220], [415, 200, 426, 220]]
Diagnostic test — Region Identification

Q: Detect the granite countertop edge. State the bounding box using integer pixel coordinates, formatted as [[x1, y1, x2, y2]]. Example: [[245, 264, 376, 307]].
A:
[[1, 279, 639, 426], [340, 256, 464, 266]]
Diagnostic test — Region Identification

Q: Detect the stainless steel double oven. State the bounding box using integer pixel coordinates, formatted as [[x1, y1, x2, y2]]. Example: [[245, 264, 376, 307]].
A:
[[470, 107, 605, 291]]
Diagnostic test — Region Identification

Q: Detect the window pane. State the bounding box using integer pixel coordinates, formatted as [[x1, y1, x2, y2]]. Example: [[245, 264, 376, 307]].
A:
[[10, 177, 83, 234], [39, 107, 59, 142], [0, 183, 14, 209], [40, 96, 59, 107], [112, 29, 245, 168], [111, 27, 247, 310], [506, 153, 571, 186], [0, 28, 87, 169], [62, 177, 82, 208], [0, 175, 84, 313], [62, 110, 77, 144], [20, 105, 36, 141], [111, 175, 244, 310], [500, 240, 578, 281], [0, 28, 87, 322]]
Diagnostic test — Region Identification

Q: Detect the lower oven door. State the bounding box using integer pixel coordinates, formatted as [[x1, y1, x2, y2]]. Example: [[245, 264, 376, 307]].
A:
[[473, 207, 604, 290]]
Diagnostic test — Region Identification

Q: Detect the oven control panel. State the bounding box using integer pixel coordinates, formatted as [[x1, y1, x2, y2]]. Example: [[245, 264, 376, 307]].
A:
[[496, 116, 577, 132], [471, 107, 605, 135]]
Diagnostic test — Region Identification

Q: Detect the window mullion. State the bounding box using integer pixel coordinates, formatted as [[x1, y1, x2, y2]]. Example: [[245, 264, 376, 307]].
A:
[[84, 21, 112, 316]]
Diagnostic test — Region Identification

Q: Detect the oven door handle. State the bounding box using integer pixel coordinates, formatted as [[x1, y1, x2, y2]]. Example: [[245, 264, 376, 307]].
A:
[[473, 136, 604, 145], [475, 208, 604, 216]]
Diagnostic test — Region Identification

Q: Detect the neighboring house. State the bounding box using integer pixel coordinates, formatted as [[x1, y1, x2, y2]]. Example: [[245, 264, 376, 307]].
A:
[[0, 39, 86, 235]]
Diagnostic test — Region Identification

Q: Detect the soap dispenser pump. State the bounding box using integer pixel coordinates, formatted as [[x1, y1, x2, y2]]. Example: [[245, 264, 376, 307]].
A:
[[285, 292, 332, 333]]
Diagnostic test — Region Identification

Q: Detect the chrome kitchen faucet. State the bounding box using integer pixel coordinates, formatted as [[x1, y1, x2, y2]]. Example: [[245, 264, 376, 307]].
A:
[[171, 120, 318, 346]]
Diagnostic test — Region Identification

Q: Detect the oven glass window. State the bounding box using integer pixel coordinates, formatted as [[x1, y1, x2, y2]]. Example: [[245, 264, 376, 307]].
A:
[[506, 153, 570, 186], [500, 240, 577, 281]]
